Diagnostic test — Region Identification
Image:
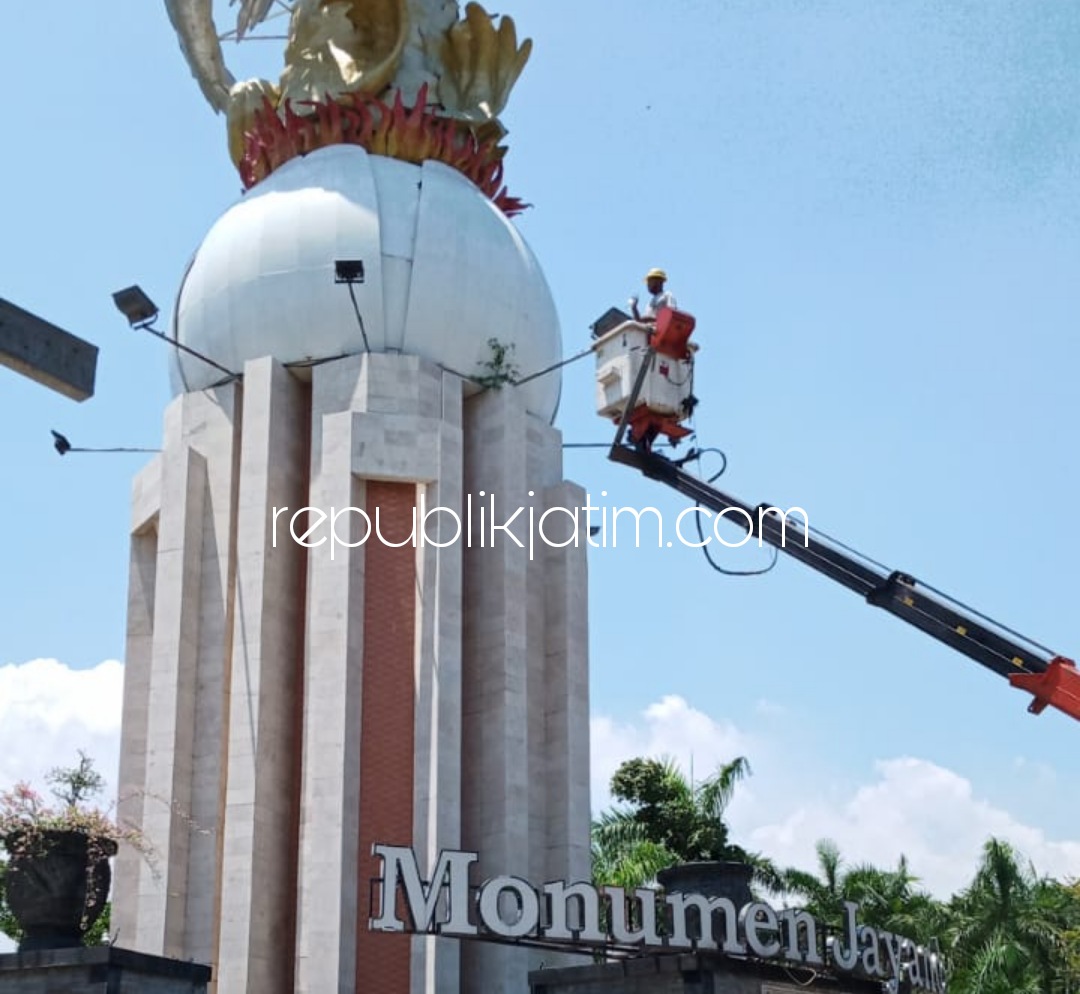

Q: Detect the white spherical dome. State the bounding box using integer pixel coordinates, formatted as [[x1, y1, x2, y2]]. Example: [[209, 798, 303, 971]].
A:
[[171, 145, 562, 420]]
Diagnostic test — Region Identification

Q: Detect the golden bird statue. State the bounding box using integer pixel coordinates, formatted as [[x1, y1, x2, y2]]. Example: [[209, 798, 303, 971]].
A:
[[163, 0, 532, 207]]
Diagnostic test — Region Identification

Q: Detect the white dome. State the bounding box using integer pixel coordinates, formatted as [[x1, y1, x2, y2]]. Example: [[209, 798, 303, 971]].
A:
[[171, 145, 562, 421]]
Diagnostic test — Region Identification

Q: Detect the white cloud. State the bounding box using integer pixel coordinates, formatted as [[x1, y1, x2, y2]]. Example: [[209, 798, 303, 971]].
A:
[[591, 697, 1080, 899], [0, 658, 124, 815], [745, 756, 1080, 897], [590, 695, 756, 813]]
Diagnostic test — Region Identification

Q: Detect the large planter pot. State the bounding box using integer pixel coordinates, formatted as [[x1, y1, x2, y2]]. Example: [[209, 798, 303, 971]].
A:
[[657, 861, 755, 908], [3, 830, 117, 951]]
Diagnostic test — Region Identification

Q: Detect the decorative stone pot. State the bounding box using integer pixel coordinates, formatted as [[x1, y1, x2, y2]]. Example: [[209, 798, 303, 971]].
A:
[[3, 830, 117, 951], [657, 860, 755, 907]]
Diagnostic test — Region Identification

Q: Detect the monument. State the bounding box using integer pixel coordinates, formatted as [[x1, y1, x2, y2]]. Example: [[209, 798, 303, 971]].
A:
[[112, 3, 591, 992]]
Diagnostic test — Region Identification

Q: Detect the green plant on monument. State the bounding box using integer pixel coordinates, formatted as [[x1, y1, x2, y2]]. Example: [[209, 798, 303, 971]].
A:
[[0, 752, 149, 951], [475, 337, 521, 389]]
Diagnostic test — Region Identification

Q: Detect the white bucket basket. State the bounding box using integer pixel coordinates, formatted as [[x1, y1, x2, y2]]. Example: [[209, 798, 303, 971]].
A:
[[595, 321, 695, 421]]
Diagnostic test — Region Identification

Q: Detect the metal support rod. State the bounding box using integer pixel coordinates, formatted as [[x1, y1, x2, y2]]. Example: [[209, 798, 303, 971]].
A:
[[609, 346, 655, 454], [139, 323, 237, 378], [345, 283, 372, 353]]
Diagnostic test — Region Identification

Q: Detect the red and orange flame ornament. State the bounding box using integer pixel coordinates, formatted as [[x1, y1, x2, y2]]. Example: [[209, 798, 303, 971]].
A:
[[238, 84, 528, 216]]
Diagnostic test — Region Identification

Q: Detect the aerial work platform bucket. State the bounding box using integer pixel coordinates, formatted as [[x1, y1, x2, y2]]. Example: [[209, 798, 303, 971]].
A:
[[594, 308, 698, 448]]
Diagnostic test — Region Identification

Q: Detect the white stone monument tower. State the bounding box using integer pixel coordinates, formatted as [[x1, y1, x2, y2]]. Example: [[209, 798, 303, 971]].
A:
[[113, 5, 590, 992]]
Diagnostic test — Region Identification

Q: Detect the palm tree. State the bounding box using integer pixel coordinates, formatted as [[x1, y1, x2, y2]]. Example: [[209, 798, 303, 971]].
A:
[[590, 813, 674, 892], [779, 839, 845, 927], [944, 839, 1079, 994], [780, 840, 944, 941]]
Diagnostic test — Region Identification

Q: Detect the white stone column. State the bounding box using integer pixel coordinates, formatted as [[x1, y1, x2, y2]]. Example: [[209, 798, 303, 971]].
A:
[[460, 388, 532, 994], [540, 480, 592, 890], [113, 457, 162, 949], [123, 386, 239, 961], [295, 354, 465, 994], [294, 360, 367, 994], [406, 372, 465, 994], [217, 359, 308, 994]]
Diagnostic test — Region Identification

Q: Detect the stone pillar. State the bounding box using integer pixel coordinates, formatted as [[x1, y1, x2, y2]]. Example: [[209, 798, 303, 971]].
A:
[[294, 355, 465, 994], [216, 359, 308, 993], [460, 389, 591, 993], [113, 384, 239, 964]]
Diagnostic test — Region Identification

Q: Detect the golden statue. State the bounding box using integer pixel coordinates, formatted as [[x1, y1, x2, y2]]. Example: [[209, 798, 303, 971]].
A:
[[164, 0, 532, 201]]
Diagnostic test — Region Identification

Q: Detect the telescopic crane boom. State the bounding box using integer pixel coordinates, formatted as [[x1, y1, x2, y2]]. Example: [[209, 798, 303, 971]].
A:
[[597, 309, 1080, 723]]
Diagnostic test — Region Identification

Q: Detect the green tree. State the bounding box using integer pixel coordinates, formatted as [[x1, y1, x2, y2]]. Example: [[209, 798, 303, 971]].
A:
[[591, 814, 674, 892], [608, 756, 751, 863], [780, 839, 944, 940], [944, 839, 1079, 994], [592, 756, 779, 891], [778, 839, 845, 926]]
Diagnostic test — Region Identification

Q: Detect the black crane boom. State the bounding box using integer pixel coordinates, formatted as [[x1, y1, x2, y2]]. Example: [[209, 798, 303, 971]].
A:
[[607, 344, 1080, 722]]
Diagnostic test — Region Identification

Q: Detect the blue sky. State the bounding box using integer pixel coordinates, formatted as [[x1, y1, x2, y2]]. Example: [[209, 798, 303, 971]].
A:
[[2, 0, 1079, 906]]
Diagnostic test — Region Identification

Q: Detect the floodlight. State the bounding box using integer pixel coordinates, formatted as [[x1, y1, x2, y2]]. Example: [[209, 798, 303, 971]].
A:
[[334, 260, 366, 284], [112, 285, 159, 329], [334, 260, 371, 352]]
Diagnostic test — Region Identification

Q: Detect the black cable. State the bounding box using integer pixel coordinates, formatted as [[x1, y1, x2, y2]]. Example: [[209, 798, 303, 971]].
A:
[[513, 344, 596, 387], [684, 447, 780, 577]]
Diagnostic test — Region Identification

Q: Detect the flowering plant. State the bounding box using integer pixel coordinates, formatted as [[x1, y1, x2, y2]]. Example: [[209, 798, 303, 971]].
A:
[[0, 752, 148, 865]]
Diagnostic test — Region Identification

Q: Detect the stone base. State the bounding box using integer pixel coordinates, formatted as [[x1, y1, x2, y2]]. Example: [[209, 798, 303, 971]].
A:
[[529, 953, 882, 994], [0, 945, 211, 993]]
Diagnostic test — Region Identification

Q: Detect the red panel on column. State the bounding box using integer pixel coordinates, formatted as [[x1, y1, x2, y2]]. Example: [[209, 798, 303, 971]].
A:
[[357, 482, 417, 993]]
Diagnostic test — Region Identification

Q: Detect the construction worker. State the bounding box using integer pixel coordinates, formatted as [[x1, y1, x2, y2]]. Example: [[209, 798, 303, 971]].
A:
[[630, 268, 676, 324]]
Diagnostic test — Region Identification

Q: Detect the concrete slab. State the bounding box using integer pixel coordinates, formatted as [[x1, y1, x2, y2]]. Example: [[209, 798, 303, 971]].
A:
[[0, 297, 98, 401]]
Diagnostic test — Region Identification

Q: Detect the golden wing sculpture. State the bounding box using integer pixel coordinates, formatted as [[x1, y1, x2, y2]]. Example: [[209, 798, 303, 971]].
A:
[[438, 3, 532, 127], [278, 0, 410, 106]]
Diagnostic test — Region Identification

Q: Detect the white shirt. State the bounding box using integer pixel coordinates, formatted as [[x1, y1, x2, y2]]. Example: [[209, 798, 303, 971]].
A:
[[644, 290, 676, 319]]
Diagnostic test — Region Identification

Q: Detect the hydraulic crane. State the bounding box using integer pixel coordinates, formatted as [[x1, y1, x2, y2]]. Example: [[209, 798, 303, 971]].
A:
[[595, 307, 1080, 724]]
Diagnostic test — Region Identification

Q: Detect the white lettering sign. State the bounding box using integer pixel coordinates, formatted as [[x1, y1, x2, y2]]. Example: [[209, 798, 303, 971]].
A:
[[368, 845, 948, 994]]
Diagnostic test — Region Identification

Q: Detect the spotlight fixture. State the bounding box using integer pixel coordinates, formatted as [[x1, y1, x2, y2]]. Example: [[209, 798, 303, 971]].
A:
[[112, 285, 160, 329], [334, 260, 366, 285], [50, 429, 159, 456], [333, 260, 371, 353], [112, 283, 237, 380]]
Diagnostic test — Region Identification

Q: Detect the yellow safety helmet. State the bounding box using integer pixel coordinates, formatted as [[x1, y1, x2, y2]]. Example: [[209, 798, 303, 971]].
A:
[[644, 268, 668, 283]]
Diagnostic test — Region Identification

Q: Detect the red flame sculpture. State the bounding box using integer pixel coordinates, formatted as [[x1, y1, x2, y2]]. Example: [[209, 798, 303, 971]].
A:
[[238, 84, 530, 217]]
